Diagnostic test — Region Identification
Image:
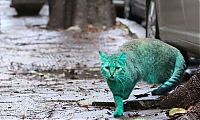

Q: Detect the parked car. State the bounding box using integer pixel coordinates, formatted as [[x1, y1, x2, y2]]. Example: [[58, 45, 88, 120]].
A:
[[113, 0, 199, 58], [10, 0, 45, 15], [146, 0, 200, 58]]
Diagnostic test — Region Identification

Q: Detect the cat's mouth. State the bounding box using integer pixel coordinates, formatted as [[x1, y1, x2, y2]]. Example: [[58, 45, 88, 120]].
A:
[[108, 76, 115, 81]]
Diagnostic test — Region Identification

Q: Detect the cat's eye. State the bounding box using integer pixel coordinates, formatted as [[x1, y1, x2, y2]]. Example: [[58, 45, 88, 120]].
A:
[[105, 66, 110, 70], [116, 67, 120, 70]]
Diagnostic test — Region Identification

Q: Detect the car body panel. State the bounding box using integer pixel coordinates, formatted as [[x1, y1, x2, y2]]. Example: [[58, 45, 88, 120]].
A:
[[156, 0, 200, 55], [184, 0, 200, 45]]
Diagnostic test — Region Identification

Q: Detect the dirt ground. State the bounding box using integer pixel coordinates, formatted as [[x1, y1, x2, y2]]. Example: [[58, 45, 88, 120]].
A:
[[0, 0, 168, 119]]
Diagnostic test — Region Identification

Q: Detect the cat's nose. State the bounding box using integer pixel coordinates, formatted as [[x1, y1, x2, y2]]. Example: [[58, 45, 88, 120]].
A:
[[110, 75, 114, 78]]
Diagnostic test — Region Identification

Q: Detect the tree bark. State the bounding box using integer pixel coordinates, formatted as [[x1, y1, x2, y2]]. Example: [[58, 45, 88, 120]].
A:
[[47, 0, 116, 29], [47, 0, 66, 29]]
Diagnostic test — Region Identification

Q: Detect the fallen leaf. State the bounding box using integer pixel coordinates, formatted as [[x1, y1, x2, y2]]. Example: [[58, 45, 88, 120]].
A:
[[168, 108, 186, 117]]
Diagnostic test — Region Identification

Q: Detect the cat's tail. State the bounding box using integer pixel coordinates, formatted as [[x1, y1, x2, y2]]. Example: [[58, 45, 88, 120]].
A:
[[152, 51, 186, 95]]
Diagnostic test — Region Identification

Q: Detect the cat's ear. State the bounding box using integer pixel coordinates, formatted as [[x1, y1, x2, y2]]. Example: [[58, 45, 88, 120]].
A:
[[99, 51, 107, 63], [119, 52, 126, 63]]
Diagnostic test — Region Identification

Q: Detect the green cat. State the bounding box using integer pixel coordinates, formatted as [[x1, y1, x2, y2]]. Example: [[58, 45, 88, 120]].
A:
[[99, 38, 186, 117]]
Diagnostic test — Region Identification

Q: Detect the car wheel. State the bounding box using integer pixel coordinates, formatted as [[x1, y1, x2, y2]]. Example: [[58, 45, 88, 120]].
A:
[[15, 7, 41, 16], [146, 0, 159, 38]]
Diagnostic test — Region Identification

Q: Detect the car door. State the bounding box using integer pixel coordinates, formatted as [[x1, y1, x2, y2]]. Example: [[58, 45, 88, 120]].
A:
[[183, 0, 200, 45], [157, 0, 188, 45]]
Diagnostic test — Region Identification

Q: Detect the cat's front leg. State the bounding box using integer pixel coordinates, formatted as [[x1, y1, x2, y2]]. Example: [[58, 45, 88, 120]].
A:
[[113, 96, 123, 117]]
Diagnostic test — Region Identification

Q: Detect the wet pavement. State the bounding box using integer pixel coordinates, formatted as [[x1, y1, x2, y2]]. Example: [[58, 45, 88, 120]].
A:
[[0, 0, 168, 119]]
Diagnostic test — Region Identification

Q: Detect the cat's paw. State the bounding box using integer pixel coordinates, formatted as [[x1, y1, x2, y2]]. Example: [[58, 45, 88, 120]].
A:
[[151, 89, 160, 95], [114, 109, 123, 117], [151, 88, 168, 95]]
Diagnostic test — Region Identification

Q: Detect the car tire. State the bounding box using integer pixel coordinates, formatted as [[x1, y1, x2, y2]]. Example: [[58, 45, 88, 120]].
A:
[[15, 7, 41, 16], [146, 0, 159, 38], [13, 4, 44, 16]]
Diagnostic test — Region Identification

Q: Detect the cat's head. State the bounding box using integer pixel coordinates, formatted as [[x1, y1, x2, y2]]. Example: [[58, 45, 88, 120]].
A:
[[99, 51, 126, 81]]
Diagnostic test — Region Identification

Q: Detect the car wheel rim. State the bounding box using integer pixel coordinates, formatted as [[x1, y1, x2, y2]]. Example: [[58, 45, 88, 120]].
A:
[[147, 0, 156, 38]]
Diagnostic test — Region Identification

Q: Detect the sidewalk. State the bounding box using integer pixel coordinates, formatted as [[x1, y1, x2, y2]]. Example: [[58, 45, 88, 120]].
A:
[[0, 1, 167, 119]]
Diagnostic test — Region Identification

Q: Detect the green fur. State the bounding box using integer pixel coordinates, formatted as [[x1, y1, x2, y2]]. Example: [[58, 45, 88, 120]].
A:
[[99, 38, 186, 117]]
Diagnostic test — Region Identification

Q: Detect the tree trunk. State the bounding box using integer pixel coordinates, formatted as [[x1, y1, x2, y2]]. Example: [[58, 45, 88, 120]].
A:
[[47, 0, 116, 29], [47, 0, 66, 29]]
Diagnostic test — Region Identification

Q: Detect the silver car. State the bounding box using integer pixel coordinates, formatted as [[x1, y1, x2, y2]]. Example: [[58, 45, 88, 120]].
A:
[[146, 0, 200, 57]]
